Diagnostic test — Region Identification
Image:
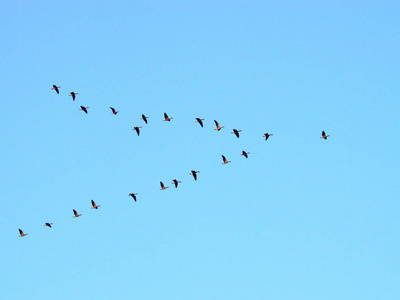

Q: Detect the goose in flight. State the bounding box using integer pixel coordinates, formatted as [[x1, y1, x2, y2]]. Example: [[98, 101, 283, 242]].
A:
[[141, 114, 149, 124], [73, 209, 82, 218], [80, 106, 89, 114], [133, 126, 142, 136], [172, 179, 181, 188], [241, 151, 250, 158], [52, 85, 60, 94], [190, 170, 200, 180], [195, 118, 204, 127], [231, 129, 242, 138], [110, 107, 119, 115], [19, 229, 28, 237], [263, 133, 273, 141], [69, 92, 78, 101], [163, 112, 173, 121], [222, 155, 231, 164], [320, 131, 330, 139], [214, 120, 224, 131], [129, 193, 138, 202], [44, 223, 53, 228], [91, 200, 100, 209], [160, 181, 169, 190]]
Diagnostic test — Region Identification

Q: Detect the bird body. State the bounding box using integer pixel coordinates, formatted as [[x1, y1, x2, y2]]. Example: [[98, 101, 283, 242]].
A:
[[73, 209, 82, 218], [91, 200, 100, 209], [172, 179, 181, 188], [18, 229, 28, 237], [231, 129, 242, 138], [160, 181, 169, 190], [110, 107, 119, 115], [69, 92, 78, 101], [263, 133, 273, 140], [320, 131, 330, 139], [222, 155, 231, 164], [80, 106, 89, 114], [163, 112, 173, 121], [44, 223, 53, 228], [129, 193, 138, 202], [141, 114, 148, 124], [52, 85, 60, 94], [241, 151, 250, 158], [214, 120, 224, 131], [133, 126, 142, 136], [195, 118, 204, 127], [190, 170, 200, 180]]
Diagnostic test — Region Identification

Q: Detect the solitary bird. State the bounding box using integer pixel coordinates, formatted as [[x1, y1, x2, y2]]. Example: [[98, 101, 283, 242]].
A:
[[91, 200, 100, 209], [172, 179, 181, 188], [80, 106, 89, 114], [52, 85, 60, 94], [241, 151, 250, 158], [160, 181, 169, 190], [190, 170, 200, 180], [44, 223, 53, 228], [163, 112, 173, 121], [18, 229, 28, 237], [222, 155, 231, 164], [231, 129, 242, 138], [69, 92, 78, 101], [263, 133, 273, 141], [141, 114, 149, 124], [129, 193, 138, 202], [195, 118, 205, 127], [214, 120, 224, 131], [133, 126, 142, 136], [73, 209, 82, 218], [320, 131, 330, 139], [110, 107, 119, 115]]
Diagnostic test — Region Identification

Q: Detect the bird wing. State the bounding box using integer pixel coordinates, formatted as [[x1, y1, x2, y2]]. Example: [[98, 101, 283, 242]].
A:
[[19, 229, 23, 235], [164, 112, 168, 119], [160, 181, 164, 188], [222, 155, 227, 162], [214, 120, 219, 127], [322, 131, 326, 136], [91, 200, 95, 206], [73, 209, 78, 216]]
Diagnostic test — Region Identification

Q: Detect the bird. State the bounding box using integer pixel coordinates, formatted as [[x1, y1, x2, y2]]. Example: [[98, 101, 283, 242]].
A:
[[73, 209, 82, 218], [110, 107, 119, 115], [51, 85, 60, 94], [172, 179, 181, 188], [69, 92, 78, 101], [263, 133, 273, 141], [163, 112, 173, 121], [80, 106, 89, 114], [214, 120, 224, 131], [44, 223, 53, 228], [128, 193, 138, 202], [195, 118, 204, 127], [231, 129, 242, 138], [141, 114, 149, 124], [241, 151, 250, 158], [222, 155, 231, 164], [320, 131, 330, 139], [133, 126, 142, 136], [91, 200, 100, 209], [18, 229, 28, 237], [190, 170, 200, 180], [160, 181, 169, 190]]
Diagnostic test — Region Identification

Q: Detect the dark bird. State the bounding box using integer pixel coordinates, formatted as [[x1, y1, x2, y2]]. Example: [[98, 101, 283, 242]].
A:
[[52, 85, 60, 94], [190, 170, 200, 180], [231, 129, 242, 138], [69, 92, 78, 101], [80, 106, 89, 114], [214, 120, 224, 131], [222, 155, 231, 164], [160, 181, 169, 190], [141, 114, 149, 124], [18, 229, 28, 237], [263, 133, 273, 141], [110, 107, 119, 115], [44, 223, 53, 228], [195, 118, 205, 127], [129, 193, 138, 202], [241, 151, 250, 158], [133, 126, 142, 136], [172, 179, 181, 188], [91, 200, 100, 209], [163, 112, 173, 122], [73, 209, 82, 218], [320, 131, 330, 140]]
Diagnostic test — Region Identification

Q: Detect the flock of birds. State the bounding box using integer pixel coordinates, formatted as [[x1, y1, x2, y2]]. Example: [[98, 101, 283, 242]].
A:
[[17, 84, 331, 238]]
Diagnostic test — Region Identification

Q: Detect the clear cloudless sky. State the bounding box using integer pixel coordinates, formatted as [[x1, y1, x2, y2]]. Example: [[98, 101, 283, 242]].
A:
[[1, 0, 399, 299]]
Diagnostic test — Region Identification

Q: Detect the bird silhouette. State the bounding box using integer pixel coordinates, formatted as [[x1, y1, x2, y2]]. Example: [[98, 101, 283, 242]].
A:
[[163, 112, 173, 121], [222, 155, 231, 164], [69, 92, 78, 101], [231, 129, 242, 138], [141, 114, 149, 124], [195, 118, 205, 127], [44, 223, 53, 228], [52, 85, 60, 94], [91, 200, 100, 209], [18, 229, 28, 237], [160, 181, 169, 190], [110, 107, 119, 115], [190, 170, 200, 180], [172, 179, 181, 188], [263, 133, 273, 141], [320, 131, 330, 139], [214, 120, 224, 131], [241, 151, 250, 158], [73, 209, 82, 218], [80, 106, 89, 114], [129, 193, 138, 202], [133, 126, 142, 136]]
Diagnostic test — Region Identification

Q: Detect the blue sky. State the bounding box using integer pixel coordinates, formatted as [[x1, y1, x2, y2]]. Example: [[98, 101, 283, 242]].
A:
[[1, 1, 400, 299]]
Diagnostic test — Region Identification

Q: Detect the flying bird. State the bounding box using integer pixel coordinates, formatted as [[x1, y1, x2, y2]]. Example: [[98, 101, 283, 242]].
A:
[[133, 126, 142, 136], [222, 155, 231, 164], [141, 114, 149, 124], [231, 129, 242, 138], [52, 85, 60, 94], [195, 118, 204, 127], [163, 112, 173, 121], [263, 133, 273, 141], [91, 200, 100, 209], [69, 92, 78, 101], [190, 170, 200, 180], [80, 106, 89, 114], [320, 131, 330, 139], [160, 181, 169, 190], [18, 229, 28, 237], [73, 209, 82, 218], [44, 223, 53, 228], [214, 120, 224, 131], [241, 151, 250, 158], [128, 193, 138, 202], [172, 179, 181, 188], [110, 107, 119, 115]]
